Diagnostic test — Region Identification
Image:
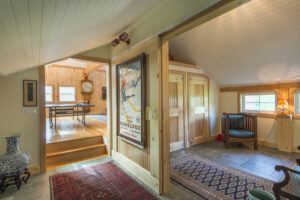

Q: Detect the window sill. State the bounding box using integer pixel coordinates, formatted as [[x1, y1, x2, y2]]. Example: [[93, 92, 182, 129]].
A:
[[240, 112, 277, 118], [294, 115, 300, 119]]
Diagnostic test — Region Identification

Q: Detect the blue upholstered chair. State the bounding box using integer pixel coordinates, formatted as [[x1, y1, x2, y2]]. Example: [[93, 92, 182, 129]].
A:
[[221, 113, 258, 149]]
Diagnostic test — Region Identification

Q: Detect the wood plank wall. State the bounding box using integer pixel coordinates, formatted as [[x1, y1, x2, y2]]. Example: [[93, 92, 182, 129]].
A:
[[111, 38, 160, 192], [45, 65, 107, 114]]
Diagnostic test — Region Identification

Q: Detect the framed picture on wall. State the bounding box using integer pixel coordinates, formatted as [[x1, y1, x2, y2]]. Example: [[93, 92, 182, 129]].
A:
[[117, 53, 146, 149], [102, 87, 107, 100], [23, 80, 37, 107]]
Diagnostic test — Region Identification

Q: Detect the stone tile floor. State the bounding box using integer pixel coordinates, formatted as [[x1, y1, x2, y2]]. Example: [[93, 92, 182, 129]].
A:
[[0, 140, 299, 200]]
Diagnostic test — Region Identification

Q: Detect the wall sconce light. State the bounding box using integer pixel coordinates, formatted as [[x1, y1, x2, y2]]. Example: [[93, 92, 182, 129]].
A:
[[111, 39, 120, 47], [278, 99, 289, 115], [111, 32, 130, 47]]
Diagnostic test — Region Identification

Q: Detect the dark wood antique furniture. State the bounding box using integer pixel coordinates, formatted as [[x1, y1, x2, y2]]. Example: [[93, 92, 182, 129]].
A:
[[0, 168, 30, 193], [221, 113, 258, 149], [273, 146, 300, 200]]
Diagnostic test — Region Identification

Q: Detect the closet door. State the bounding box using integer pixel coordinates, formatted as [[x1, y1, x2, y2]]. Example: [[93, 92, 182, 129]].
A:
[[188, 74, 209, 146], [169, 72, 185, 152]]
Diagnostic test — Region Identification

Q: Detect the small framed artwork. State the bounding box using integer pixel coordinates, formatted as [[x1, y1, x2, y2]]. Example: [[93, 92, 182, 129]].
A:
[[102, 87, 107, 100], [23, 80, 37, 107], [117, 53, 146, 149]]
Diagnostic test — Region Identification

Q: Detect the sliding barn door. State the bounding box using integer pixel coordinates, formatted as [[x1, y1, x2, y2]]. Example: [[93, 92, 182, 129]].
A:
[[188, 74, 208, 146], [169, 73, 185, 152]]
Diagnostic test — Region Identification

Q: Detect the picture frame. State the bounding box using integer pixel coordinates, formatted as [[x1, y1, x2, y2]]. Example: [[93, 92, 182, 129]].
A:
[[116, 53, 146, 149], [23, 80, 37, 107], [102, 87, 107, 100]]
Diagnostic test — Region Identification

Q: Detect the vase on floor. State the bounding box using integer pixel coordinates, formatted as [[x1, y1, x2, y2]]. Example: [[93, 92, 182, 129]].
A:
[[0, 133, 31, 176]]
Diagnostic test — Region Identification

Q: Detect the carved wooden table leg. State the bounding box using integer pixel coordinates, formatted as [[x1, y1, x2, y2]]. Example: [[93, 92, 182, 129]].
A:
[[22, 168, 30, 183], [0, 176, 6, 193]]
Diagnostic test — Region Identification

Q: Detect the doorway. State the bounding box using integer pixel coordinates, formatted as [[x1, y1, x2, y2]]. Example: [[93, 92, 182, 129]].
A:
[[187, 73, 209, 146], [41, 56, 111, 171], [169, 72, 185, 152]]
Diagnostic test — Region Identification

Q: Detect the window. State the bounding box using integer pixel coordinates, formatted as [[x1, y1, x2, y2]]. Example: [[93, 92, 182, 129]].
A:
[[59, 86, 76, 102], [241, 93, 276, 113], [45, 86, 53, 102], [295, 91, 300, 115]]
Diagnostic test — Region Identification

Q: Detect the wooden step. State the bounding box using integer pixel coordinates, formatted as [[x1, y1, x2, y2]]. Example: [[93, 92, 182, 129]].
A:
[[46, 154, 108, 170], [46, 143, 107, 169], [46, 135, 103, 154]]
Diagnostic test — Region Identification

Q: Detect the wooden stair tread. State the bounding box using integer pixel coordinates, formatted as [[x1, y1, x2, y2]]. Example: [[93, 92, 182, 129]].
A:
[[46, 154, 108, 170], [47, 135, 103, 145], [46, 143, 105, 157]]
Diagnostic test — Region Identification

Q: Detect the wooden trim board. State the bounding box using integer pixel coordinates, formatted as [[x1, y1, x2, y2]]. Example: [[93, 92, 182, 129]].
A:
[[159, 38, 170, 193], [169, 60, 199, 70], [39, 66, 46, 173], [112, 150, 159, 193], [220, 81, 300, 92], [162, 0, 250, 41]]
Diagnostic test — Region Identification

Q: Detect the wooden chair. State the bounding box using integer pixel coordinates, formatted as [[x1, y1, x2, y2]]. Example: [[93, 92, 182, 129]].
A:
[[273, 146, 300, 200], [221, 113, 258, 150]]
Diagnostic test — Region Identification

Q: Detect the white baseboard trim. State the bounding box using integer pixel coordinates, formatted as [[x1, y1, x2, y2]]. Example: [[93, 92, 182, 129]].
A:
[[112, 150, 159, 194]]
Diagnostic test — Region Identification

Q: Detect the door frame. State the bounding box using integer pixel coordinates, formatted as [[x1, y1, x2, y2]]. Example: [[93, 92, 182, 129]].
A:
[[158, 0, 249, 193], [39, 55, 112, 173]]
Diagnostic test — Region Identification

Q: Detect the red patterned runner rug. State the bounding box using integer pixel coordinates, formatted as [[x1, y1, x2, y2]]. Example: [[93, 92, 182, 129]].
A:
[[49, 161, 158, 200]]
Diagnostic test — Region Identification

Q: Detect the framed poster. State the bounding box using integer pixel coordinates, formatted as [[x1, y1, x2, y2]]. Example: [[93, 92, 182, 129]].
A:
[[117, 53, 146, 148], [23, 80, 37, 107]]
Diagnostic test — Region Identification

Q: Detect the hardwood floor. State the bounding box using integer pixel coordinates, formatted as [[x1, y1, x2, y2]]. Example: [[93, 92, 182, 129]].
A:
[[46, 116, 107, 143], [45, 115, 108, 170]]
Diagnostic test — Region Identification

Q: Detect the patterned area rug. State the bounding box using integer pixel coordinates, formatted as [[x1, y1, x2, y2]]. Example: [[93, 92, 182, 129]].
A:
[[50, 161, 158, 200], [170, 154, 274, 200]]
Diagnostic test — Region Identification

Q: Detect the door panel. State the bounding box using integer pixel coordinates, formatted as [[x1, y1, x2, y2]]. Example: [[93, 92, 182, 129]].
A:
[[188, 74, 208, 146], [169, 73, 184, 152]]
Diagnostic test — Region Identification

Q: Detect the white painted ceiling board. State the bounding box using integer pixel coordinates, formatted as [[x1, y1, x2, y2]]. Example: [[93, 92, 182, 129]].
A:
[[48, 58, 104, 68], [170, 0, 300, 87], [0, 0, 164, 76]]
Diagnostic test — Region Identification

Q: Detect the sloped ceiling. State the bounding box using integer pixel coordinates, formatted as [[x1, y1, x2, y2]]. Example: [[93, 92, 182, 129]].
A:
[[48, 58, 102, 68], [0, 0, 163, 76], [170, 0, 300, 87]]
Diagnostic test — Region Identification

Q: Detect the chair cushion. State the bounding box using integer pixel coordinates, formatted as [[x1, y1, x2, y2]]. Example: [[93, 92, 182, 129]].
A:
[[229, 129, 255, 138], [229, 115, 244, 129]]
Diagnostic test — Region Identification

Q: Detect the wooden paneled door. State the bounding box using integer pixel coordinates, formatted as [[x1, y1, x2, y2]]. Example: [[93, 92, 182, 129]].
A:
[[169, 72, 185, 152], [188, 74, 209, 146]]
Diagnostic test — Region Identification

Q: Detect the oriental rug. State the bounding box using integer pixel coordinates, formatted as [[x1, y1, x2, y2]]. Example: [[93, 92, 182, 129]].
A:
[[50, 161, 158, 200], [170, 154, 274, 200]]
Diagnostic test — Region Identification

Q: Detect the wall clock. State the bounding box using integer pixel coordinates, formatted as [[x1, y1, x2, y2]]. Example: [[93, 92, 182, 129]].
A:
[[81, 79, 93, 95]]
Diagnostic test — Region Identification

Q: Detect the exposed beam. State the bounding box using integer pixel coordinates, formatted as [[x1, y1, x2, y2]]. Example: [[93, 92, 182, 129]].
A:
[[162, 0, 251, 41]]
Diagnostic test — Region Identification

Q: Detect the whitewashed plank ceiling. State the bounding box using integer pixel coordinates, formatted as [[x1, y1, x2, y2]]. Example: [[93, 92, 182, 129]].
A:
[[170, 0, 300, 86], [0, 0, 163, 76]]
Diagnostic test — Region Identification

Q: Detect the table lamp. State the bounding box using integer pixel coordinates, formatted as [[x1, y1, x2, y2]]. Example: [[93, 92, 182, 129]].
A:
[[277, 99, 289, 115]]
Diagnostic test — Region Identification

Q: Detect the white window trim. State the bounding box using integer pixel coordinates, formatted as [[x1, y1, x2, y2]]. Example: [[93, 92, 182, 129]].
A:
[[241, 92, 277, 114], [59, 86, 76, 102], [295, 91, 300, 115], [45, 85, 53, 103]]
